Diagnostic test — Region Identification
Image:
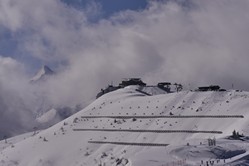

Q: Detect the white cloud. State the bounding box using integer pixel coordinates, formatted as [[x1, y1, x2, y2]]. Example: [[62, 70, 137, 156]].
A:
[[1, 0, 249, 136], [0, 56, 36, 137]]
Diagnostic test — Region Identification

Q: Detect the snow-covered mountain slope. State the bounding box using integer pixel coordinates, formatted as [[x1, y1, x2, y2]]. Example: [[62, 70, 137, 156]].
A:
[[36, 108, 62, 127], [30, 65, 54, 83], [36, 107, 83, 129], [1, 86, 249, 166], [139, 86, 168, 95]]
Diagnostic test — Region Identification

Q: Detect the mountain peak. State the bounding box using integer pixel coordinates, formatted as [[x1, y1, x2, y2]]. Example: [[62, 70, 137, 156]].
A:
[[30, 65, 54, 82], [41, 65, 54, 75]]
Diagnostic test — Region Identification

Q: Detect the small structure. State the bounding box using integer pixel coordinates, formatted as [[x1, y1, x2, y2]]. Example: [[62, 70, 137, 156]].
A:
[[198, 85, 220, 92], [96, 78, 146, 99], [208, 138, 216, 146], [157, 82, 171, 93], [96, 79, 184, 98], [96, 85, 120, 99], [119, 78, 146, 88], [174, 83, 183, 92]]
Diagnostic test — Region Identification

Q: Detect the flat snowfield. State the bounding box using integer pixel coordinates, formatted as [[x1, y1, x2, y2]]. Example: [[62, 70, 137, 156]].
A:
[[1, 86, 249, 166]]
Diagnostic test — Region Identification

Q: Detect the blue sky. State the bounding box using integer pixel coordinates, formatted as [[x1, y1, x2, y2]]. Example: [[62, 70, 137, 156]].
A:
[[62, 0, 148, 19], [0, 28, 16, 56]]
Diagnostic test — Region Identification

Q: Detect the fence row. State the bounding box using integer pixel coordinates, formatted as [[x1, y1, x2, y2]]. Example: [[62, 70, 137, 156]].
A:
[[73, 128, 223, 134], [80, 115, 244, 119], [88, 141, 169, 147]]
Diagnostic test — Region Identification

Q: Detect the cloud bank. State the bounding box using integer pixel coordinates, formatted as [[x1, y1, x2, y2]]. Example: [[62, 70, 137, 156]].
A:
[[0, 0, 249, 137]]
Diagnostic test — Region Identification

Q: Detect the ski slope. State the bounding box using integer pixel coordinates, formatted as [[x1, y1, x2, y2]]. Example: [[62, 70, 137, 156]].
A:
[[1, 86, 249, 166]]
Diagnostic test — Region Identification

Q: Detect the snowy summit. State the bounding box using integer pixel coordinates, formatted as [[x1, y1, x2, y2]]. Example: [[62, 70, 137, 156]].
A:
[[30, 65, 54, 83]]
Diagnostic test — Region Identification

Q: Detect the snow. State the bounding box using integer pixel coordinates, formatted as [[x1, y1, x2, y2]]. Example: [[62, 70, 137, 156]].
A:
[[36, 109, 61, 124], [0, 132, 35, 151], [139, 86, 168, 95], [30, 65, 54, 82], [1, 86, 249, 165]]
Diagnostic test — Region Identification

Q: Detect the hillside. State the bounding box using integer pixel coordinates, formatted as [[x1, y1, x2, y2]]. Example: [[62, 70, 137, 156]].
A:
[[1, 86, 249, 166]]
